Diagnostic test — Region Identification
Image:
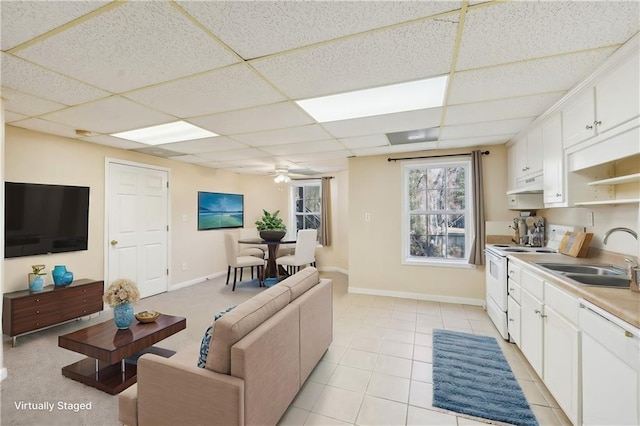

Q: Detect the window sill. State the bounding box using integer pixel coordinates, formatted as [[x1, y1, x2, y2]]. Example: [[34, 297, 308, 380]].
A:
[[402, 259, 476, 269]]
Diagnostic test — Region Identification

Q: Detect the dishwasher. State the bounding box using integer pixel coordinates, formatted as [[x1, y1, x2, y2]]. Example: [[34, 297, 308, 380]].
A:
[[579, 300, 640, 425]]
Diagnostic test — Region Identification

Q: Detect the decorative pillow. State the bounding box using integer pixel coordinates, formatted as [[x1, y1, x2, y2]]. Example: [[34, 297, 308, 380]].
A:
[[197, 306, 235, 368]]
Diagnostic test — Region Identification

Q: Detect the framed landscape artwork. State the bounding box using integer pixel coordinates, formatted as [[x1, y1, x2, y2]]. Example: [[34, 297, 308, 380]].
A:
[[197, 192, 244, 230]]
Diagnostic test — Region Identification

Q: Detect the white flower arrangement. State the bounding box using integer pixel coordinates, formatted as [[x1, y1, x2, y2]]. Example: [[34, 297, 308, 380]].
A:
[[103, 278, 140, 307]]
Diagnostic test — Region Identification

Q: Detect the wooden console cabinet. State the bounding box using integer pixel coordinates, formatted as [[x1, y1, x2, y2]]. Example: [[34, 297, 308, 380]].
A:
[[3, 279, 104, 346]]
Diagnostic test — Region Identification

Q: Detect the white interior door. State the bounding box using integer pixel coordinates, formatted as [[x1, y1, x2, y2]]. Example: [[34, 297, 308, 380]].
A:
[[107, 161, 169, 298]]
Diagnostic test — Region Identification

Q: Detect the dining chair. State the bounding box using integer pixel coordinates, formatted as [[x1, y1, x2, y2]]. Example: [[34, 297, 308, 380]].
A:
[[238, 227, 266, 259], [275, 229, 318, 275], [224, 233, 265, 291]]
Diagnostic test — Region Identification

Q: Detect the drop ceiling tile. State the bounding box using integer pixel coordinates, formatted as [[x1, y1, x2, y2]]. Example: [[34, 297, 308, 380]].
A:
[[198, 148, 272, 162], [166, 155, 209, 164], [9, 117, 80, 139], [251, 19, 458, 99], [1, 87, 67, 116], [298, 158, 349, 173], [339, 134, 390, 149], [444, 92, 564, 126], [2, 53, 109, 105], [448, 49, 616, 105], [197, 161, 235, 170], [438, 135, 513, 148], [41, 96, 175, 134], [15, 1, 239, 93], [1, 1, 110, 50], [458, 1, 640, 71], [4, 111, 29, 123], [352, 142, 439, 157], [220, 157, 276, 168], [260, 139, 344, 156], [132, 146, 184, 158], [157, 137, 247, 155], [323, 108, 442, 139], [125, 64, 285, 118], [178, 1, 461, 59], [81, 134, 147, 150], [277, 150, 352, 163], [188, 102, 314, 135], [232, 124, 333, 147], [439, 117, 534, 140]]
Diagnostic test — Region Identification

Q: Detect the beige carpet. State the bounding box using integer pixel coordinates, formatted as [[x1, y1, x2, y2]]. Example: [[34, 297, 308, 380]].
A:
[[1, 273, 281, 426]]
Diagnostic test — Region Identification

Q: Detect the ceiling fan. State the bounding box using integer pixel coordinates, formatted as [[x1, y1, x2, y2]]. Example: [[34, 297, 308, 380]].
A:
[[271, 165, 319, 183]]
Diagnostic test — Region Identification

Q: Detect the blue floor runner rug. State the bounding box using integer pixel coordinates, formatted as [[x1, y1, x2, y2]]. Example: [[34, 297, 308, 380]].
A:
[[432, 329, 538, 426]]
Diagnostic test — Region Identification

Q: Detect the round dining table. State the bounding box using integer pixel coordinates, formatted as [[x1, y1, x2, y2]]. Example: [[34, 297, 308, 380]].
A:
[[238, 238, 296, 283]]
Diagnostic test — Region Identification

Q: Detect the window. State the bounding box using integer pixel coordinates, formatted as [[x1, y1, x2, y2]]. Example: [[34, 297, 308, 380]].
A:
[[290, 180, 321, 234], [402, 158, 473, 265]]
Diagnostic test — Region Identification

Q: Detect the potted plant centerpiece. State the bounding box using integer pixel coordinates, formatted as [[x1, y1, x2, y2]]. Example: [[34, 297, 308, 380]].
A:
[[104, 278, 140, 329], [255, 209, 287, 241]]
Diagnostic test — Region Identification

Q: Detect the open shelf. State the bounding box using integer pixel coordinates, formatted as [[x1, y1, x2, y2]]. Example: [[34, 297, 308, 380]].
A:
[[587, 173, 640, 186], [574, 198, 640, 206]]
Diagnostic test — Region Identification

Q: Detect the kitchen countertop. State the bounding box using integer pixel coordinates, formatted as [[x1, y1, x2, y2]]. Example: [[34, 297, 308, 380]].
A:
[[507, 251, 640, 330]]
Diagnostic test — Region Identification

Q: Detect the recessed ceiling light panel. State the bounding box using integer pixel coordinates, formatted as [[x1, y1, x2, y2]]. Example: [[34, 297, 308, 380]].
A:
[[387, 127, 440, 145], [111, 121, 218, 145], [296, 75, 448, 123]]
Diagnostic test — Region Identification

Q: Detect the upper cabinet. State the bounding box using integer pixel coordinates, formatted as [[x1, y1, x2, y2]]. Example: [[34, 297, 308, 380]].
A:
[[507, 125, 543, 195], [542, 113, 564, 205], [563, 53, 640, 150]]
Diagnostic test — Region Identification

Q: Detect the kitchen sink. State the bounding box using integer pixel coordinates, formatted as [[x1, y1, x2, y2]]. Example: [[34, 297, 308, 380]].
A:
[[533, 262, 630, 288], [533, 262, 626, 276], [564, 274, 630, 288]]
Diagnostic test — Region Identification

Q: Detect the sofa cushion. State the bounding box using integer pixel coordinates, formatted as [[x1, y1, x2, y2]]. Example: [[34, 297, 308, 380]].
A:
[[207, 285, 290, 374], [197, 306, 236, 368], [278, 267, 319, 301]]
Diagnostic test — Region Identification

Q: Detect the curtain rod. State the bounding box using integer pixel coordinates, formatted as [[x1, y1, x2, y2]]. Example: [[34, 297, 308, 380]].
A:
[[291, 176, 334, 181], [387, 150, 490, 162]]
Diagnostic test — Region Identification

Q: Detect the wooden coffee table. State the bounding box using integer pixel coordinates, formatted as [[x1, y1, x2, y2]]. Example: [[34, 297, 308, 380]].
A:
[[58, 314, 186, 394]]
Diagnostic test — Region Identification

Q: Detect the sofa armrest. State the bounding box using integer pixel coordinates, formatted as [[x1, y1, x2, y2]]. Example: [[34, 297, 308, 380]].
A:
[[134, 353, 245, 426]]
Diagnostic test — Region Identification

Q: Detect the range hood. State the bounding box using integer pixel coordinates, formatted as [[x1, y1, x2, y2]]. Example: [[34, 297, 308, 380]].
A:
[[507, 173, 543, 195]]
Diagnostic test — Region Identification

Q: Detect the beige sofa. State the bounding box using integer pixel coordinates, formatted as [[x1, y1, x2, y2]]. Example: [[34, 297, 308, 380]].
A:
[[119, 267, 332, 426]]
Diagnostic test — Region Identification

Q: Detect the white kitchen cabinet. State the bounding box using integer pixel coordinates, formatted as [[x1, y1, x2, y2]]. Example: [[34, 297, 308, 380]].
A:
[[507, 294, 521, 346], [542, 113, 565, 205], [580, 302, 640, 425], [507, 125, 544, 193], [562, 90, 596, 149], [542, 283, 581, 426], [520, 289, 544, 378], [595, 52, 640, 135]]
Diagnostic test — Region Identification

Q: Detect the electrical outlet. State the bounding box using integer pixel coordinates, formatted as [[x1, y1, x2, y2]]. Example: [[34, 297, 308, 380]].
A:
[[587, 211, 595, 227], [364, 212, 371, 222], [181, 262, 187, 271]]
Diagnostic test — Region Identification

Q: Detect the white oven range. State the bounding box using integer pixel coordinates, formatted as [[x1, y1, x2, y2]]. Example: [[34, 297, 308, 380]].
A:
[[484, 224, 581, 340]]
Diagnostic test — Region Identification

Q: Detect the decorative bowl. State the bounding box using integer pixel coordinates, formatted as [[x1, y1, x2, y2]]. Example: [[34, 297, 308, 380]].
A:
[[135, 310, 160, 323], [259, 230, 286, 241]]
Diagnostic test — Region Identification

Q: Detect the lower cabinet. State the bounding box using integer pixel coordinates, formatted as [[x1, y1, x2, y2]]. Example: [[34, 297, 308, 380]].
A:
[[520, 289, 544, 378], [543, 306, 581, 425], [507, 296, 521, 346]]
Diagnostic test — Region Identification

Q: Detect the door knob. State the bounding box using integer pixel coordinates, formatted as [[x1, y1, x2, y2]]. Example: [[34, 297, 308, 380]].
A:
[[110, 240, 118, 246]]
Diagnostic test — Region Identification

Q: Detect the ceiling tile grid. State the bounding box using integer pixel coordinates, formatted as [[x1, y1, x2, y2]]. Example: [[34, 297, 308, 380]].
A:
[[1, 1, 638, 177]]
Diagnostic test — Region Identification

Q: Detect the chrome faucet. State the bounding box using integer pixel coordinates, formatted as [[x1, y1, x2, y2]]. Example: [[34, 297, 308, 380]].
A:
[[603, 227, 638, 244]]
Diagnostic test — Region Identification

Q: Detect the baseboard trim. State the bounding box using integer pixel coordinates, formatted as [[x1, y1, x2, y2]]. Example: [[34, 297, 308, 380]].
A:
[[0, 367, 7, 381], [348, 286, 484, 306], [170, 272, 225, 291], [318, 266, 349, 275]]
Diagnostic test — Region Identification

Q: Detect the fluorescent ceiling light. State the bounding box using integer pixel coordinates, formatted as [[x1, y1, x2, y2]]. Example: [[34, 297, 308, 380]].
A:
[[296, 75, 448, 123], [111, 121, 218, 145]]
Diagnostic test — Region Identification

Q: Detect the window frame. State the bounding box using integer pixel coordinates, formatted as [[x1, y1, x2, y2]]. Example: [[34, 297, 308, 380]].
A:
[[401, 157, 475, 268], [289, 179, 322, 235]]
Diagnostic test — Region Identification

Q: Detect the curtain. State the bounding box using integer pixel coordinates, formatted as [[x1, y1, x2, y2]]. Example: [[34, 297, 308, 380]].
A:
[[469, 150, 485, 265], [320, 177, 332, 246]]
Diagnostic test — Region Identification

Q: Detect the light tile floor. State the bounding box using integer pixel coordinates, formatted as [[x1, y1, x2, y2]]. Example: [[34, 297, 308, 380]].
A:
[[279, 272, 571, 426]]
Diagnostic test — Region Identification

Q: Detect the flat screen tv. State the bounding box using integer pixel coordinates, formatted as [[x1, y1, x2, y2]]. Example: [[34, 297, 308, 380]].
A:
[[5, 182, 90, 258], [198, 191, 244, 230]]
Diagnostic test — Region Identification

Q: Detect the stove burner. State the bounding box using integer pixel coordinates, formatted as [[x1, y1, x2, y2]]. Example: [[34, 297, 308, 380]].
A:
[[503, 248, 528, 252], [536, 249, 554, 253], [493, 244, 511, 247]]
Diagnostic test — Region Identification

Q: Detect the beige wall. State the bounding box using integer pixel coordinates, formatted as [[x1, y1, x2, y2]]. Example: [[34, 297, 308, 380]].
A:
[[2, 126, 348, 294], [347, 145, 510, 304]]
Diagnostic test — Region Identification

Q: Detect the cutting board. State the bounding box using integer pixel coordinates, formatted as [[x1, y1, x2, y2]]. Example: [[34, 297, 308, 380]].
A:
[[558, 232, 594, 257]]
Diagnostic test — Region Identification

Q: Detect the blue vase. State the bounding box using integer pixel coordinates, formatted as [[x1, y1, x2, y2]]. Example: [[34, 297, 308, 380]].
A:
[[52, 265, 67, 286], [29, 274, 44, 292], [113, 302, 134, 329], [62, 271, 74, 285]]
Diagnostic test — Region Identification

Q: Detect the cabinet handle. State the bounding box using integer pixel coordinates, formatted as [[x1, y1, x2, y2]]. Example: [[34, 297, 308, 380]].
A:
[[509, 318, 514, 322], [540, 314, 547, 318], [534, 309, 541, 314], [556, 193, 562, 197], [36, 310, 39, 314], [625, 331, 633, 338], [585, 124, 593, 130], [594, 120, 602, 126], [509, 270, 515, 274], [509, 287, 514, 292]]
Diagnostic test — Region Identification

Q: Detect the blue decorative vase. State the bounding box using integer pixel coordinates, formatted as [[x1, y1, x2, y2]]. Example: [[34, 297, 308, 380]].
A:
[[29, 274, 44, 292], [52, 265, 68, 286], [113, 302, 135, 329], [62, 271, 74, 285]]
